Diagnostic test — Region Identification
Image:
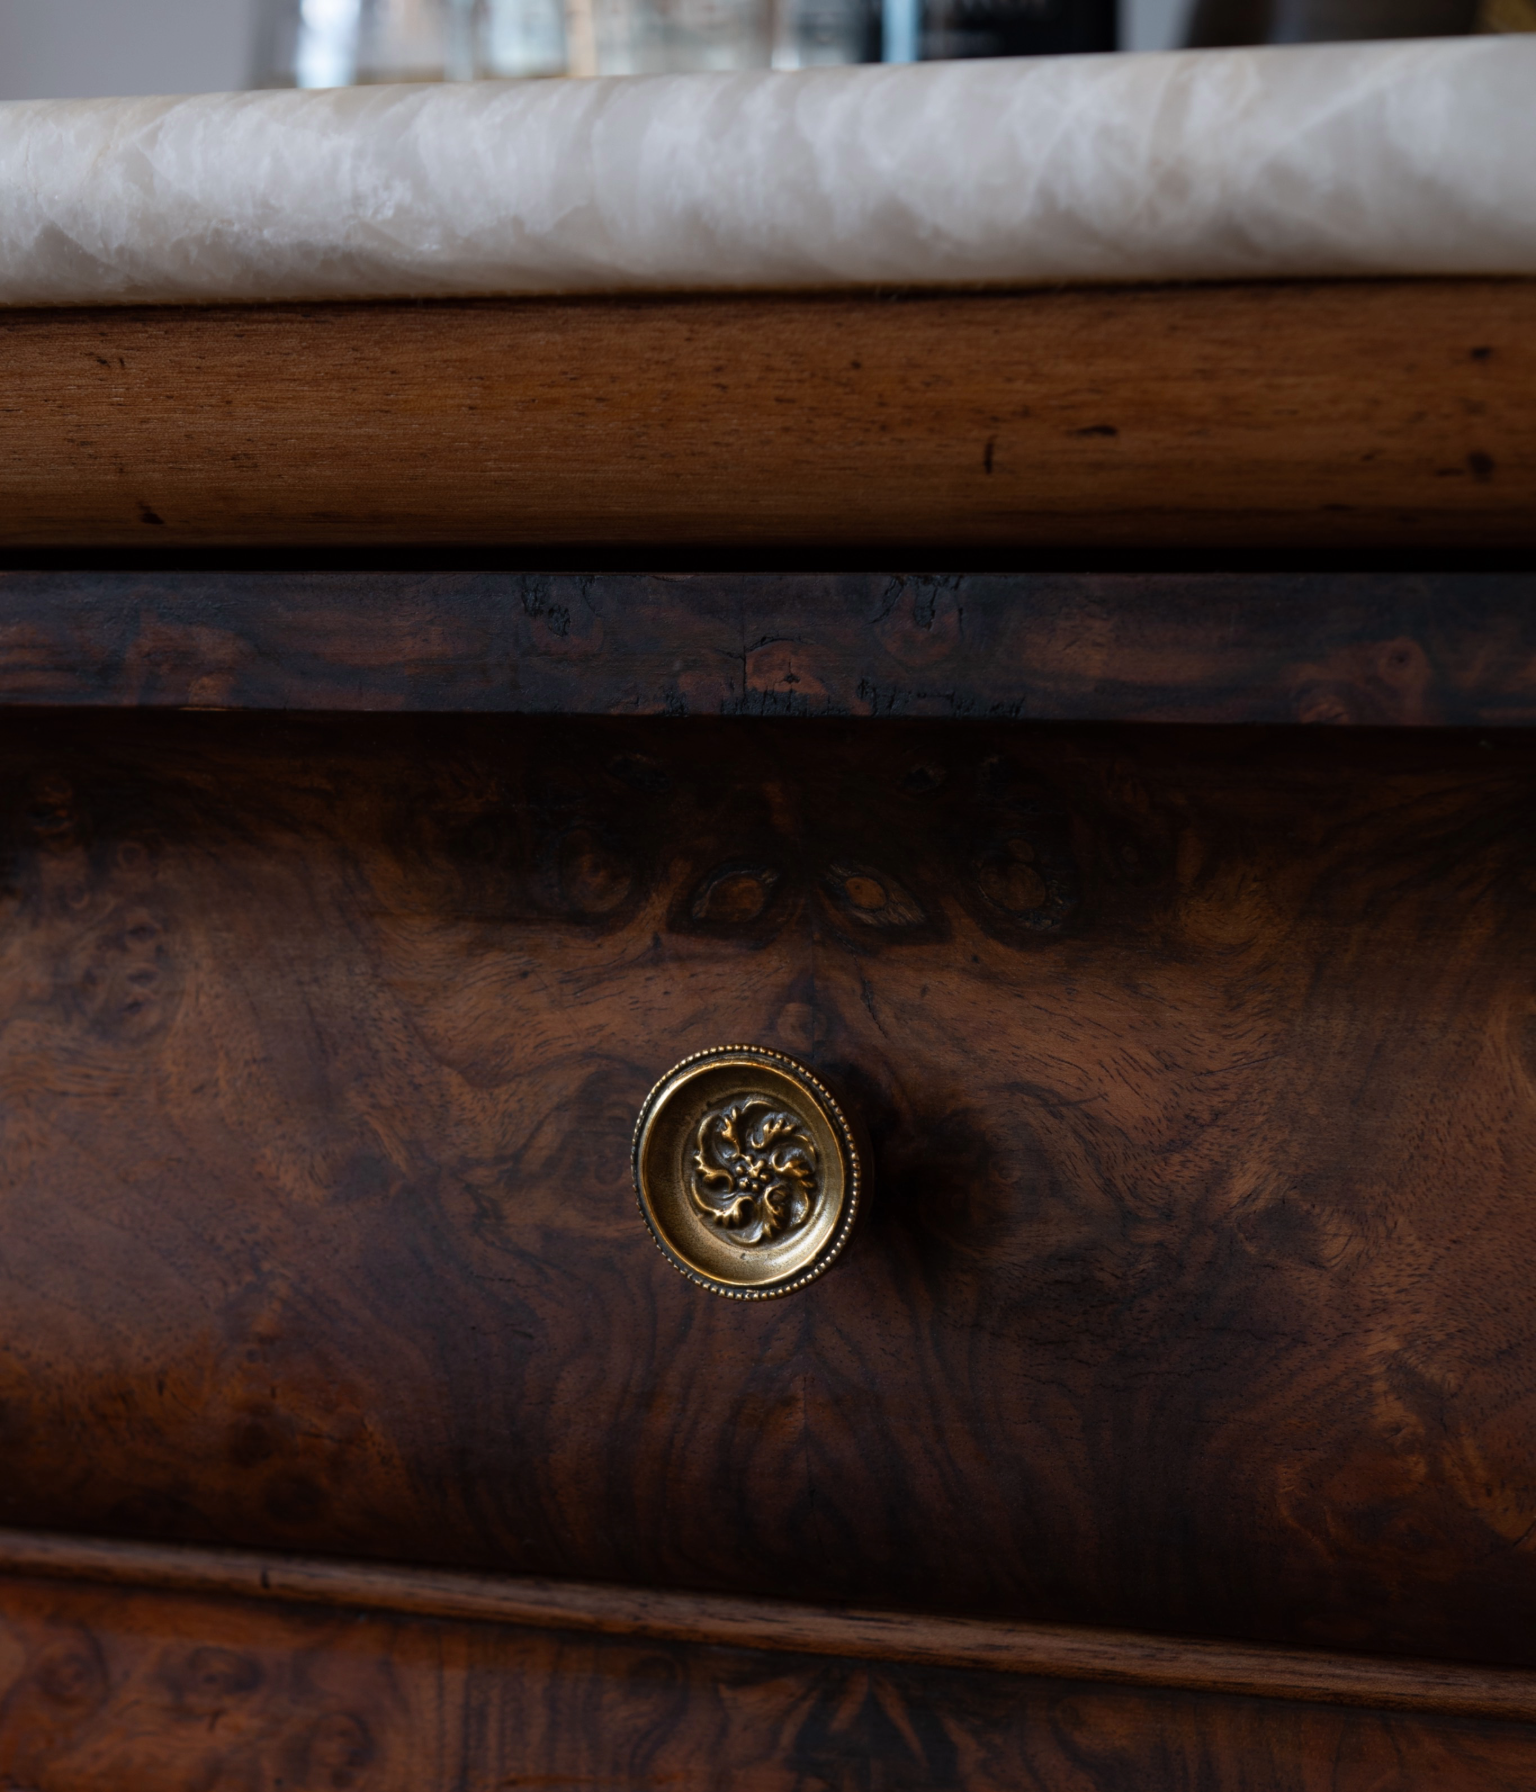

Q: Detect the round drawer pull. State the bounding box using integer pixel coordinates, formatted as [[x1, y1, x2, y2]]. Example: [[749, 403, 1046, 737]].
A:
[[632, 1046, 866, 1300]]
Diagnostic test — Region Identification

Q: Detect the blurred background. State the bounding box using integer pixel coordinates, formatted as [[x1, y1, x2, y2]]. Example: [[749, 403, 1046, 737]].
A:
[[0, 0, 1516, 102], [0, 0, 259, 99]]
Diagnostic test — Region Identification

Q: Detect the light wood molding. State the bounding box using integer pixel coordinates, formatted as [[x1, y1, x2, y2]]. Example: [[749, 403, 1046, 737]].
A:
[[0, 279, 1532, 549]]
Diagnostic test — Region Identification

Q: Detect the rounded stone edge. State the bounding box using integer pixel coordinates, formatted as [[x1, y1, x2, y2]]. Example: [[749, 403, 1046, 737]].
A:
[[631, 1044, 864, 1301]]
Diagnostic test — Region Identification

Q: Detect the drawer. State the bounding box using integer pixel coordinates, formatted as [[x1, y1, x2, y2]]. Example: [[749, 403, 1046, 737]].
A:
[[6, 565, 1536, 1788], [2, 1567, 1536, 1792], [4, 702, 1535, 1672]]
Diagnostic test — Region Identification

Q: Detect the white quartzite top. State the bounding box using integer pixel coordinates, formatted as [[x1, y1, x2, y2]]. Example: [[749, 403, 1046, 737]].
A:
[[0, 38, 1532, 306]]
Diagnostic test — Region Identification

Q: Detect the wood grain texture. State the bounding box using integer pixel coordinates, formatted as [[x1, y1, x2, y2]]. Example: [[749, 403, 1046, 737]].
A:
[[0, 280, 1532, 550], [8, 1528, 1536, 1724], [3, 1571, 1536, 1790], [6, 712, 1536, 1669], [6, 568, 1536, 723]]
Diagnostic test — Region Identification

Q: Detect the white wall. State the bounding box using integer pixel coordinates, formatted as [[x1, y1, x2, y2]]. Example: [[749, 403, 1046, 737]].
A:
[[0, 0, 1185, 103], [0, 0, 261, 101]]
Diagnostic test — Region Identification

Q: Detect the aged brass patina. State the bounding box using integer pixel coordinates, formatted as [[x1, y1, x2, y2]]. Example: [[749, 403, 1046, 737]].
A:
[[632, 1046, 865, 1299]]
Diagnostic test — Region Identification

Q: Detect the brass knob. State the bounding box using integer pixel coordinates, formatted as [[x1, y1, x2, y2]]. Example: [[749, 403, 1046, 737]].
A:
[[632, 1046, 866, 1300]]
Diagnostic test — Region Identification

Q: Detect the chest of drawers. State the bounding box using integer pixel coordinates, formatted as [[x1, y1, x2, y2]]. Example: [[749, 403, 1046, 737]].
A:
[[2, 286, 1536, 1790]]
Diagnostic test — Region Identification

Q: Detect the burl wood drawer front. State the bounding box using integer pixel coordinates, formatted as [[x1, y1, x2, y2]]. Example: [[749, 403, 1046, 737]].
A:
[[4, 711, 1535, 1669], [4, 1573, 1536, 1792]]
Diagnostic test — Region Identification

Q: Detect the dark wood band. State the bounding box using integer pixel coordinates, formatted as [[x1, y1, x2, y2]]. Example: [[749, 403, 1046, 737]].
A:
[[4, 567, 1536, 723], [1, 1528, 1530, 1722]]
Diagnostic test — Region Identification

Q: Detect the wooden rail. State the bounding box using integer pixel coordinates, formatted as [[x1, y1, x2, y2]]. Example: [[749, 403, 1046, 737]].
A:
[[1, 1529, 1532, 1722]]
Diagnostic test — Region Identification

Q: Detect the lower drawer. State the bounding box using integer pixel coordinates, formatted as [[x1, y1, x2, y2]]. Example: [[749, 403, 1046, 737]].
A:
[[5, 1566, 1536, 1792], [3, 709, 1535, 1674]]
